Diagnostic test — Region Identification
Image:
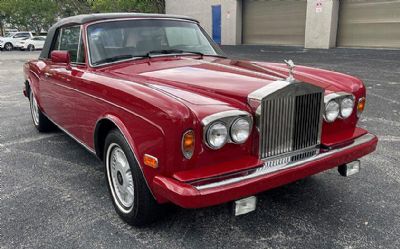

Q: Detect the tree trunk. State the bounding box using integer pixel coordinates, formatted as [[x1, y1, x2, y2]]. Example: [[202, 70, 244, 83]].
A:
[[0, 19, 4, 37]]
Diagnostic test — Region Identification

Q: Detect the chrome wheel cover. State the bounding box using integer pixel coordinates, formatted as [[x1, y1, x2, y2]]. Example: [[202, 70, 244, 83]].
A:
[[30, 91, 39, 126], [106, 143, 134, 213]]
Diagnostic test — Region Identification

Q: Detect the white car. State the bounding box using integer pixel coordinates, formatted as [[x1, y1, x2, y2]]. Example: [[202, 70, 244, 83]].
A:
[[18, 36, 46, 51], [0, 32, 34, 51]]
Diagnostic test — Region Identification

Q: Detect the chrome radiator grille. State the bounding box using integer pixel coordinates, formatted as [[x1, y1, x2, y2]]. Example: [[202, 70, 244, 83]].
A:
[[260, 92, 323, 159]]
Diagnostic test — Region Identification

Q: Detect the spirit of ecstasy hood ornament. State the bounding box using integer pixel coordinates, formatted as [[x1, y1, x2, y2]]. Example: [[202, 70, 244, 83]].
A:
[[284, 59, 297, 83]]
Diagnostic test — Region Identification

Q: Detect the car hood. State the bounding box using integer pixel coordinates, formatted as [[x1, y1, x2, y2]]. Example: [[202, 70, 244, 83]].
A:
[[98, 57, 362, 106]]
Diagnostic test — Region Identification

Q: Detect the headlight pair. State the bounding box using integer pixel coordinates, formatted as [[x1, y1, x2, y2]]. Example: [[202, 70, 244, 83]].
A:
[[203, 111, 252, 150], [324, 93, 355, 123]]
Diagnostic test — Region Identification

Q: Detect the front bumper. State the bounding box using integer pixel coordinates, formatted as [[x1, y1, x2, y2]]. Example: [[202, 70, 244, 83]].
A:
[[153, 133, 378, 208]]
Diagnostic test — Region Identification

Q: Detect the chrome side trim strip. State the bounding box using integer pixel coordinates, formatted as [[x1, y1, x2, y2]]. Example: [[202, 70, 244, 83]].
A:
[[51, 81, 164, 135], [42, 113, 96, 155], [194, 133, 375, 190]]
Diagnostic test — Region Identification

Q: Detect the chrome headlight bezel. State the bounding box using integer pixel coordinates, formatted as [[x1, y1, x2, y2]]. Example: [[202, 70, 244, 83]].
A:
[[230, 117, 251, 144], [205, 121, 228, 150], [202, 110, 253, 150], [324, 92, 355, 122], [324, 100, 340, 123], [340, 97, 355, 119]]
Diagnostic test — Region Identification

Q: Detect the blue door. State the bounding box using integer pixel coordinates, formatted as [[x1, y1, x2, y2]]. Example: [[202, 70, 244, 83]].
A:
[[212, 5, 221, 44]]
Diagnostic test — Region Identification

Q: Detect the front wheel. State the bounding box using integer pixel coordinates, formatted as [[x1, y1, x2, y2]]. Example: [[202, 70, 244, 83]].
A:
[[104, 129, 162, 226], [29, 89, 52, 132], [27, 44, 35, 51], [4, 43, 13, 51]]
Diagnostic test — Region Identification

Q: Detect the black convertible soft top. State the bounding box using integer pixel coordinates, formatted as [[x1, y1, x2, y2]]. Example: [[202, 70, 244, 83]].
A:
[[39, 13, 198, 59]]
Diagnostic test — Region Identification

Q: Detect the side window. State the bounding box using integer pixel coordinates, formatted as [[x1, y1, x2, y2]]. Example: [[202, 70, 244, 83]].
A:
[[14, 33, 27, 38], [18, 33, 30, 38], [52, 26, 85, 64]]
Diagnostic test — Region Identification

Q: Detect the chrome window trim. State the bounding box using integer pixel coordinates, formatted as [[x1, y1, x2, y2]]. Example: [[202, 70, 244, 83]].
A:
[[53, 25, 85, 65], [193, 133, 375, 190], [85, 17, 203, 68]]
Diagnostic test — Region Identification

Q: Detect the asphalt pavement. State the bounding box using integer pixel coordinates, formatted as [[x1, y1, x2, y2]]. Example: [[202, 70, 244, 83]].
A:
[[0, 47, 399, 249]]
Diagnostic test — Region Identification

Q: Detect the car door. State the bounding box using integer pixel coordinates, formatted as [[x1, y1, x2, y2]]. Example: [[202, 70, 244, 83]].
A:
[[12, 32, 30, 46], [40, 26, 84, 138]]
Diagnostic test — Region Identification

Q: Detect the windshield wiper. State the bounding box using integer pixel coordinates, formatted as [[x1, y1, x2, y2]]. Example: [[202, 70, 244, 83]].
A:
[[93, 50, 226, 65], [146, 49, 227, 59], [146, 49, 204, 58], [93, 54, 136, 65]]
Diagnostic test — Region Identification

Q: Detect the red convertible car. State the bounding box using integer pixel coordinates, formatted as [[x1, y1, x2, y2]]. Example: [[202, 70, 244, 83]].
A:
[[23, 13, 377, 226]]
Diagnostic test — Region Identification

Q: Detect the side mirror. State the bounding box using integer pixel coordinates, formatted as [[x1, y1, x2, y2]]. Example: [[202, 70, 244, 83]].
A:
[[50, 50, 70, 64]]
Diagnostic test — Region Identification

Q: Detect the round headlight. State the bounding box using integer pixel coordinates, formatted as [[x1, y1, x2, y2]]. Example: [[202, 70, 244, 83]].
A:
[[325, 100, 339, 123], [230, 118, 251, 144], [340, 97, 354, 118], [206, 122, 228, 149]]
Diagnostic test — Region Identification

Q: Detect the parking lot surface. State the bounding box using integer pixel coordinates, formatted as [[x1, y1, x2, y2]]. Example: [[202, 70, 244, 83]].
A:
[[0, 47, 399, 249]]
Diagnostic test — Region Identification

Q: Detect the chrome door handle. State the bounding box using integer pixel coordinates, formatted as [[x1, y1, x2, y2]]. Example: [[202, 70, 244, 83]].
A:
[[44, 72, 52, 78]]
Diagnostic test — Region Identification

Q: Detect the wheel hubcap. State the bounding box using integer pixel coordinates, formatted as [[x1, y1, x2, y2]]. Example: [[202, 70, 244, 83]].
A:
[[107, 144, 134, 212], [30, 91, 39, 126]]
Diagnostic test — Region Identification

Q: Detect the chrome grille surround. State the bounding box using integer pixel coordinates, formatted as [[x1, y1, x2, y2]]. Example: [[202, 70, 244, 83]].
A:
[[249, 81, 324, 161]]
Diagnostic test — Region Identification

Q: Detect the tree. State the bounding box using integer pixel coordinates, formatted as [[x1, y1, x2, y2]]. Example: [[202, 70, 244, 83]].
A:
[[0, 0, 165, 35], [89, 0, 164, 13], [57, 0, 92, 18], [1, 0, 57, 34]]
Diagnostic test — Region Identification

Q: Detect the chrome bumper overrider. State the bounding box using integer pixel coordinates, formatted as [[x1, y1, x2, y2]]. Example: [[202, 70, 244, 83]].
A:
[[194, 133, 376, 190]]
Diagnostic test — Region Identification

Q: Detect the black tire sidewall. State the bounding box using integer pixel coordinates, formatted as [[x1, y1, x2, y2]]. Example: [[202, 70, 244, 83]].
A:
[[29, 88, 52, 132], [5, 43, 12, 51], [104, 129, 155, 225], [29, 90, 40, 130]]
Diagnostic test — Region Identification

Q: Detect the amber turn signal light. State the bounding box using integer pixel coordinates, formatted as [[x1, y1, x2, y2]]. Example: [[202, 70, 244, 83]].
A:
[[357, 97, 366, 117], [182, 130, 195, 159], [143, 154, 158, 168]]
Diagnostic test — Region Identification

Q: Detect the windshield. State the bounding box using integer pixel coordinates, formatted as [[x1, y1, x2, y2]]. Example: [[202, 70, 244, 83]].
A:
[[87, 19, 224, 65]]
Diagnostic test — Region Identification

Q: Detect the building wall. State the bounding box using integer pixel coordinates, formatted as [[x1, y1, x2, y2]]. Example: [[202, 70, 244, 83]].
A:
[[305, 0, 339, 49], [166, 0, 395, 49], [165, 0, 241, 45]]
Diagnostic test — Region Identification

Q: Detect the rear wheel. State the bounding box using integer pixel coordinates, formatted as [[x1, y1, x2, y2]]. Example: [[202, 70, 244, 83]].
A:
[[27, 44, 35, 51], [4, 43, 13, 51], [29, 89, 52, 132], [104, 129, 162, 226]]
